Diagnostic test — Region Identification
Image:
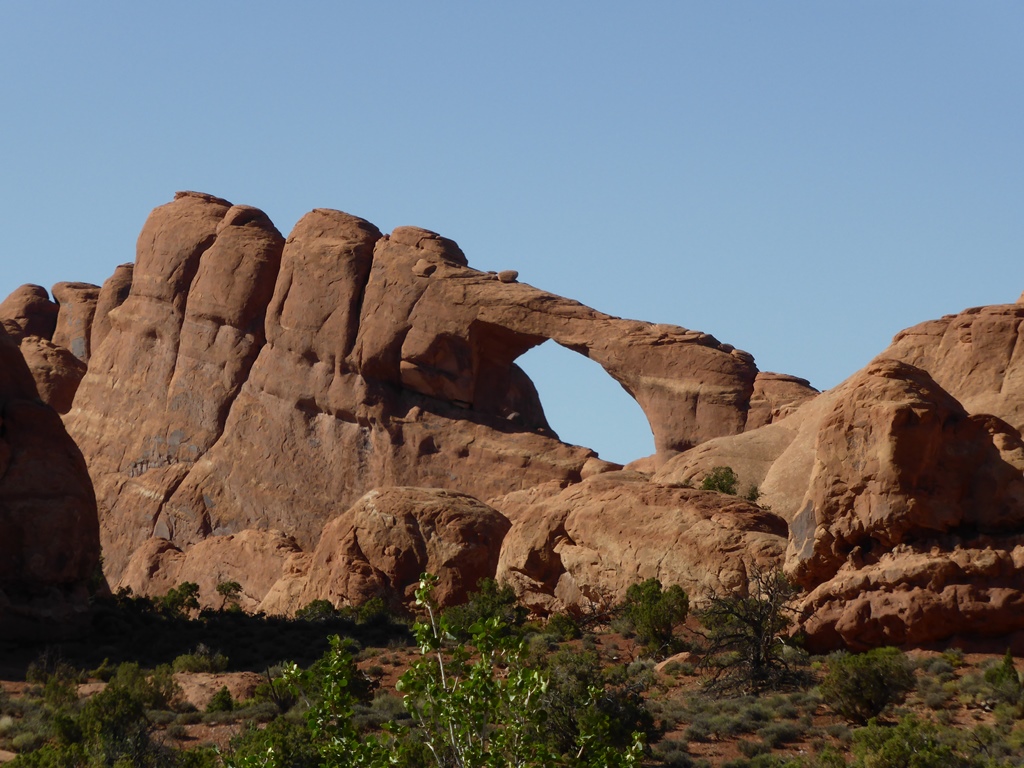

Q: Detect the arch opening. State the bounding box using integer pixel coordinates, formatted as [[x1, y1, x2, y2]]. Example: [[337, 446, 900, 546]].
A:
[[515, 340, 655, 466]]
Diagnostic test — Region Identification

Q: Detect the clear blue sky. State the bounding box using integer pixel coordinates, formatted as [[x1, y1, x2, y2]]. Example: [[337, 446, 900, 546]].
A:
[[2, 3, 1021, 464]]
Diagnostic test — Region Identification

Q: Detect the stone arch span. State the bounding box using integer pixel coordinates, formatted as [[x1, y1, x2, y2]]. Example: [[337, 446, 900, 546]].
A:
[[364, 233, 761, 458]]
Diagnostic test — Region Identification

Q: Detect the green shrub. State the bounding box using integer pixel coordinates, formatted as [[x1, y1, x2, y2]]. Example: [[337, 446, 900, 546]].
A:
[[700, 466, 739, 495], [819, 647, 915, 724], [697, 566, 800, 694], [172, 645, 229, 674], [850, 714, 983, 768], [225, 716, 319, 768], [618, 578, 689, 657], [546, 613, 582, 641], [106, 661, 180, 711], [652, 737, 695, 768], [158, 582, 200, 617], [539, 649, 658, 756], [982, 649, 1022, 707], [205, 686, 234, 714], [441, 577, 528, 641], [295, 598, 339, 622]]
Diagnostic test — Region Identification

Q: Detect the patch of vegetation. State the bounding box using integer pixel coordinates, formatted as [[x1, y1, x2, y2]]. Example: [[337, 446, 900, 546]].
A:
[[171, 645, 228, 674], [819, 647, 915, 724], [440, 577, 528, 642], [616, 578, 689, 658], [697, 566, 803, 694], [700, 466, 739, 495]]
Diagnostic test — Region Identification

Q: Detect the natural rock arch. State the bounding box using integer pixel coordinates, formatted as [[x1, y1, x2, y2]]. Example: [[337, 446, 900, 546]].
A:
[[515, 339, 655, 465]]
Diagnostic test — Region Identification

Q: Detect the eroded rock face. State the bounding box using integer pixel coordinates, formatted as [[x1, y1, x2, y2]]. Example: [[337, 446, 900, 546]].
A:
[[880, 302, 1024, 433], [52, 282, 101, 362], [0, 284, 86, 413], [65, 192, 285, 575], [91, 264, 133, 352], [117, 530, 303, 612], [0, 284, 58, 340], [260, 487, 512, 613], [65, 193, 772, 583], [787, 360, 1024, 588], [0, 325, 99, 639], [494, 471, 787, 615], [745, 372, 818, 431], [654, 357, 1024, 650]]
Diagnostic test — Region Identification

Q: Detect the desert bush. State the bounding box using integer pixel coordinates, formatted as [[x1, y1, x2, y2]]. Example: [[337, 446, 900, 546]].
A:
[[652, 737, 696, 768], [700, 466, 739, 495], [441, 577, 527, 641], [226, 716, 321, 768], [540, 649, 658, 756], [697, 566, 801, 694], [617, 578, 689, 657], [205, 686, 234, 714], [819, 647, 914, 724], [158, 582, 200, 617], [546, 612, 583, 641], [172, 645, 228, 674], [295, 598, 339, 622], [757, 721, 803, 748], [983, 649, 1023, 708], [850, 714, 983, 768]]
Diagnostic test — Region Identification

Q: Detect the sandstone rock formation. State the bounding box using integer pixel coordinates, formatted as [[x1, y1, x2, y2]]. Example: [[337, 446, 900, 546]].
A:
[[0, 284, 86, 413], [0, 324, 99, 639], [879, 301, 1024, 433], [64, 192, 785, 585], [260, 487, 512, 613], [117, 529, 303, 612], [653, 358, 1024, 650], [494, 470, 787, 615], [21, 189, 1024, 653], [745, 372, 818, 431], [52, 282, 101, 362]]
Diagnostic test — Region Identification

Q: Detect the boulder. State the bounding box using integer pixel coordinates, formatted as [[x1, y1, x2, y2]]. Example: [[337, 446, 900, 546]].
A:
[[261, 487, 512, 613], [786, 359, 1024, 589], [0, 284, 58, 340], [656, 356, 1024, 650], [16, 335, 86, 413]]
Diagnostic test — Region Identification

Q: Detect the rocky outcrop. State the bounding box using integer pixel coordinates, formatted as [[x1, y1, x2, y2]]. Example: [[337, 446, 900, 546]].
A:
[[0, 284, 89, 413], [91, 264, 133, 352], [64, 193, 778, 583], [878, 302, 1024, 433], [65, 192, 286, 576], [38, 189, 1024, 652], [654, 357, 1024, 650], [494, 471, 787, 615], [0, 284, 58, 340], [0, 325, 99, 639], [117, 530, 304, 612], [52, 282, 101, 362], [260, 487, 512, 613], [745, 372, 818, 431]]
